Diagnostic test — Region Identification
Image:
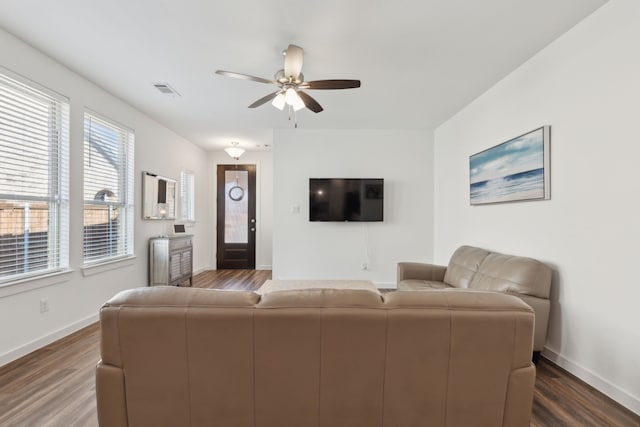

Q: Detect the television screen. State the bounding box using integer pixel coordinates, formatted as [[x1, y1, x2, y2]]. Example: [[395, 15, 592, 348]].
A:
[[309, 178, 384, 222]]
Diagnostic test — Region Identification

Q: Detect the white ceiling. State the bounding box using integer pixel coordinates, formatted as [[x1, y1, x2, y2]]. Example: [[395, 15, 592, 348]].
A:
[[0, 0, 607, 152]]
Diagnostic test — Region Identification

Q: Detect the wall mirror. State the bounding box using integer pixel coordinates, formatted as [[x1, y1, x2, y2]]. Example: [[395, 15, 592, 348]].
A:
[[142, 171, 177, 219]]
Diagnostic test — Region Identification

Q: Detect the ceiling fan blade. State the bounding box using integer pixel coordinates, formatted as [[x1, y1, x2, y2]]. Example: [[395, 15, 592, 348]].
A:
[[302, 79, 361, 90], [215, 70, 277, 85], [248, 91, 281, 108], [297, 91, 323, 113], [284, 44, 304, 80]]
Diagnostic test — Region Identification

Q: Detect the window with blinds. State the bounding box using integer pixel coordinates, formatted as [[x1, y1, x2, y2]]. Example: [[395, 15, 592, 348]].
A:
[[180, 170, 195, 222], [83, 112, 134, 264], [0, 70, 70, 284]]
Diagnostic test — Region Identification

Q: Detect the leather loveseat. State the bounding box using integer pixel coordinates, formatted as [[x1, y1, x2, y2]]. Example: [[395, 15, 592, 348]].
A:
[[96, 286, 536, 427], [397, 245, 552, 358]]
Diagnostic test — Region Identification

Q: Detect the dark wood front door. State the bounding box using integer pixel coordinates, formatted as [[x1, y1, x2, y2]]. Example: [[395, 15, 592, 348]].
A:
[[216, 164, 256, 269]]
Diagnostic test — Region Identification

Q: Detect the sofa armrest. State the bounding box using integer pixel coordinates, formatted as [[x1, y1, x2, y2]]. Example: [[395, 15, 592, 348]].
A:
[[503, 364, 536, 426], [510, 293, 550, 352], [397, 262, 447, 284], [96, 361, 128, 427]]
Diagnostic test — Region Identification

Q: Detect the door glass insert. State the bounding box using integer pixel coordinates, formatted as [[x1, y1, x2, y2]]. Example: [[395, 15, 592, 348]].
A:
[[224, 170, 248, 243]]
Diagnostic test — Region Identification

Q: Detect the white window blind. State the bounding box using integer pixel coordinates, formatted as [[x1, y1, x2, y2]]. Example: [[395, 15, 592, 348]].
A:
[[180, 170, 195, 222], [83, 112, 134, 264], [0, 71, 69, 284]]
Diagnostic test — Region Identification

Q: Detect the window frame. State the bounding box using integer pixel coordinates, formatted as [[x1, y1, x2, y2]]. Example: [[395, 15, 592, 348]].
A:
[[180, 170, 195, 223], [0, 68, 70, 286], [82, 110, 135, 266]]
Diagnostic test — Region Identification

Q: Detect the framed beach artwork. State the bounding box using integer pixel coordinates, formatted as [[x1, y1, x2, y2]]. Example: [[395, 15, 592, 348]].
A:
[[470, 126, 550, 205]]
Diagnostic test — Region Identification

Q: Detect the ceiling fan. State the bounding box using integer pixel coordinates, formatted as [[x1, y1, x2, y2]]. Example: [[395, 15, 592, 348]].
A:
[[215, 44, 361, 117]]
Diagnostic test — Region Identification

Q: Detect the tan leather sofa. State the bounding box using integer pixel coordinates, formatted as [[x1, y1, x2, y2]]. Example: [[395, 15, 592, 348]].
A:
[[398, 245, 552, 357], [96, 286, 535, 427]]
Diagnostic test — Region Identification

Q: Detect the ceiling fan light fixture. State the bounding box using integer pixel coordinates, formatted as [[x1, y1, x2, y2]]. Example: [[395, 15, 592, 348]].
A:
[[292, 94, 306, 111], [285, 87, 299, 105], [272, 93, 286, 110], [224, 141, 245, 160]]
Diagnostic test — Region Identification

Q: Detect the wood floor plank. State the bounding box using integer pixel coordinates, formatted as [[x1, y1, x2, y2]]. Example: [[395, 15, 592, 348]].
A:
[[0, 269, 638, 426]]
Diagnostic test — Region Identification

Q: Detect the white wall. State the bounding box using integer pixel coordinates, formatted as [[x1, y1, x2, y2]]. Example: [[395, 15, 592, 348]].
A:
[[136, 124, 211, 273], [433, 0, 640, 414], [273, 129, 434, 286], [208, 150, 274, 270], [0, 28, 210, 365]]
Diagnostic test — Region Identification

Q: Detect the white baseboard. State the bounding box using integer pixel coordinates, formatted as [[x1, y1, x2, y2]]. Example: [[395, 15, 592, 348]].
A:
[[194, 266, 272, 273], [193, 265, 214, 275], [0, 313, 99, 367], [542, 347, 640, 416]]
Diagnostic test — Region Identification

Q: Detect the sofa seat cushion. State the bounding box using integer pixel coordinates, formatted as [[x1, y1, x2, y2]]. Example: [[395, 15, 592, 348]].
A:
[[443, 245, 491, 288], [397, 280, 453, 291], [468, 253, 552, 298]]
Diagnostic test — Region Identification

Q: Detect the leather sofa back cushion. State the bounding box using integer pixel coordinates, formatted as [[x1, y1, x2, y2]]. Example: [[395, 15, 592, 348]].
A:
[[104, 286, 260, 307], [443, 245, 491, 288], [469, 253, 552, 298], [384, 289, 533, 312]]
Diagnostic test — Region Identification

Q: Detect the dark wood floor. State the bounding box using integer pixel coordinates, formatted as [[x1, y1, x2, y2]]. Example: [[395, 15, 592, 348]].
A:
[[0, 269, 637, 426]]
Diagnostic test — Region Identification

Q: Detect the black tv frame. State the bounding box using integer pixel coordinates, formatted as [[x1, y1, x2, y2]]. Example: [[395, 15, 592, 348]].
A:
[[309, 178, 384, 222]]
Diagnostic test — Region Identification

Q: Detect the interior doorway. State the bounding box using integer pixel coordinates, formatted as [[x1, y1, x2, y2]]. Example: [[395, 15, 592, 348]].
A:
[[216, 164, 256, 269]]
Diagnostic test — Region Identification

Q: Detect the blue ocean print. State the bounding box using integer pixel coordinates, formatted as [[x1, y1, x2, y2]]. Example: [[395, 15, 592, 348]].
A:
[[470, 168, 544, 203], [470, 128, 546, 204]]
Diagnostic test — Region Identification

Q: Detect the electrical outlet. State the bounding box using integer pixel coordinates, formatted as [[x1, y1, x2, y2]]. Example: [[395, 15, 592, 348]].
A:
[[39, 298, 49, 314], [361, 262, 369, 270]]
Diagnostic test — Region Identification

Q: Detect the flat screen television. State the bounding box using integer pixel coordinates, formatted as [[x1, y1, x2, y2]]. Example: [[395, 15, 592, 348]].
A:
[[309, 178, 384, 222]]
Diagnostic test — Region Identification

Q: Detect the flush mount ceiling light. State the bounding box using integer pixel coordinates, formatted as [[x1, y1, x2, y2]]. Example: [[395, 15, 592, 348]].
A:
[[224, 141, 245, 160], [215, 44, 361, 127]]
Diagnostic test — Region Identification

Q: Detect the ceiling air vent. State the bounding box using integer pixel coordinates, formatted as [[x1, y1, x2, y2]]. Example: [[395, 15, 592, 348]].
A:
[[153, 83, 181, 97]]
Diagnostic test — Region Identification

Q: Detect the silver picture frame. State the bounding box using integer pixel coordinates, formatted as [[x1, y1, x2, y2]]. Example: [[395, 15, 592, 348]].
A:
[[470, 126, 550, 205]]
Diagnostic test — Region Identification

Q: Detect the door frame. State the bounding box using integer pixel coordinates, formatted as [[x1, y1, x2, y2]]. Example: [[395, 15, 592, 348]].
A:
[[216, 164, 257, 269]]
